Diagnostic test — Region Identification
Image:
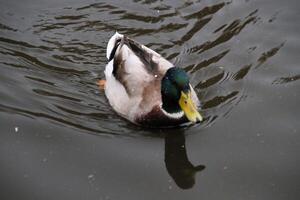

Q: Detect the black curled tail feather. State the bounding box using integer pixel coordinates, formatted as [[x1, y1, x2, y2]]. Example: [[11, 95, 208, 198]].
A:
[[109, 34, 159, 78], [108, 39, 121, 62]]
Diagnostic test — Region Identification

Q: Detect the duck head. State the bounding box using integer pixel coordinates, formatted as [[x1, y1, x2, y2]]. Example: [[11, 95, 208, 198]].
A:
[[161, 67, 203, 123]]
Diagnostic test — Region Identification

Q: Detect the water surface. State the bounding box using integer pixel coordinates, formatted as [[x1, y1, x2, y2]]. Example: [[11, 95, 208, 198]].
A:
[[0, 0, 299, 199]]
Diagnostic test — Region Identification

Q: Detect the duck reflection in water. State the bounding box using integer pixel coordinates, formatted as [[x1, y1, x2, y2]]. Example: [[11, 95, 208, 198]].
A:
[[164, 131, 205, 189]]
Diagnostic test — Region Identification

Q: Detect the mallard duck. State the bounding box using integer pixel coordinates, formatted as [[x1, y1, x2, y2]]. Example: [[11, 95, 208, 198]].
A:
[[103, 32, 203, 127]]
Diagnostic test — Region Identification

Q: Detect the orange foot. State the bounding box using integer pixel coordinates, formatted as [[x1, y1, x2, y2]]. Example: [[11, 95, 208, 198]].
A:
[[97, 79, 106, 90]]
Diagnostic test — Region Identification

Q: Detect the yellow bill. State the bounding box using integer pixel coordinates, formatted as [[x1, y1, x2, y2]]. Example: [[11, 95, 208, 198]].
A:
[[179, 91, 203, 123]]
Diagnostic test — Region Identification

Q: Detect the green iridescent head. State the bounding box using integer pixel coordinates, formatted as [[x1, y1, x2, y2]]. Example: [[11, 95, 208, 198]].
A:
[[161, 67, 203, 122]]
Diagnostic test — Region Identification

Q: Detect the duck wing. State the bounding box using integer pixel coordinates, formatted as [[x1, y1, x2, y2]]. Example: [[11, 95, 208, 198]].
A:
[[104, 32, 175, 120], [106, 32, 174, 97]]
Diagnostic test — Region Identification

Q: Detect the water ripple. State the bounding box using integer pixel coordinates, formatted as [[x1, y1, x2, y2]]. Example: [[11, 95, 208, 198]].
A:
[[0, 0, 293, 137]]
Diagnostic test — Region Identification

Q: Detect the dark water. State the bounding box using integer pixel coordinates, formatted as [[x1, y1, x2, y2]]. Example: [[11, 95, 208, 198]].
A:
[[1, 0, 299, 199]]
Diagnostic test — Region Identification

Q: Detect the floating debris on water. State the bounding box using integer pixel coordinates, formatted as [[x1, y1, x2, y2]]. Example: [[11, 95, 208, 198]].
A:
[[88, 174, 95, 181]]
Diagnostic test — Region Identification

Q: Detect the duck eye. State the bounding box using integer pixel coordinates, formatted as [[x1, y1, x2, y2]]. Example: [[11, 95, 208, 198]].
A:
[[184, 100, 187, 104]]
